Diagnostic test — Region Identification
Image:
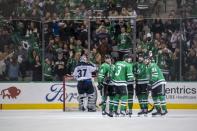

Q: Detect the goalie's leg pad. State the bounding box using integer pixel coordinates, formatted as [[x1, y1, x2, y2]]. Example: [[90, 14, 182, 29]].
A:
[[87, 93, 97, 111], [78, 94, 86, 111]]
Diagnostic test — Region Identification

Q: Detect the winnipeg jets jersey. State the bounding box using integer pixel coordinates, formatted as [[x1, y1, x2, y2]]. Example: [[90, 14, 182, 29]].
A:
[[73, 62, 96, 81]]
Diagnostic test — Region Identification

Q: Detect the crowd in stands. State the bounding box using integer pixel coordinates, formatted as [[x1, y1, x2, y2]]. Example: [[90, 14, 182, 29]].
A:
[[0, 0, 197, 81]]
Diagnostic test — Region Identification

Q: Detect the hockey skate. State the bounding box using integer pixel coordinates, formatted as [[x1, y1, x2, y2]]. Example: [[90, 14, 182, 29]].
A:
[[143, 109, 148, 117], [137, 110, 144, 116], [88, 108, 96, 112], [152, 109, 161, 117], [107, 111, 114, 117], [138, 109, 148, 117], [102, 110, 107, 115], [79, 106, 86, 111], [113, 111, 119, 117], [161, 110, 168, 116], [120, 110, 127, 117], [126, 110, 132, 117]]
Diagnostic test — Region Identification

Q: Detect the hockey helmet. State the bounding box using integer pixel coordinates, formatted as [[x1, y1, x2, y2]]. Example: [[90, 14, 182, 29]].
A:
[[123, 54, 133, 62], [144, 56, 151, 64], [138, 53, 144, 62]]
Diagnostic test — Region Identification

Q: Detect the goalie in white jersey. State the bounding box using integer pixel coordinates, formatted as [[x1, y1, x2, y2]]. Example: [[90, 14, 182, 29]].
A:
[[73, 55, 97, 112]]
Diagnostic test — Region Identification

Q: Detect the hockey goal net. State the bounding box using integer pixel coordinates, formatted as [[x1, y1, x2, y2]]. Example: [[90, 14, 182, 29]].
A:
[[62, 76, 77, 112]]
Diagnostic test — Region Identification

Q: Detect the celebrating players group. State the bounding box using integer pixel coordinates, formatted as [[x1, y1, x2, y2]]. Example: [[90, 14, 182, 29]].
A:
[[73, 54, 168, 117]]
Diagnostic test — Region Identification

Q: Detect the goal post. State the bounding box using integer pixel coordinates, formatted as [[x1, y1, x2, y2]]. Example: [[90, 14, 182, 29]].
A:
[[62, 75, 77, 112], [63, 76, 66, 112]]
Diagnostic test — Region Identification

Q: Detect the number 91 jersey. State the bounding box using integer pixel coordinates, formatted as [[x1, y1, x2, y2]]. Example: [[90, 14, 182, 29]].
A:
[[73, 62, 97, 81]]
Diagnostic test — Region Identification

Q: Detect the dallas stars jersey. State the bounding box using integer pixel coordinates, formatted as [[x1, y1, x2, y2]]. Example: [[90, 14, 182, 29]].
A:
[[134, 62, 149, 84], [117, 33, 132, 52], [109, 64, 115, 80], [140, 41, 158, 60], [156, 50, 173, 75], [43, 63, 53, 80], [146, 62, 166, 89], [98, 63, 110, 84], [112, 61, 134, 86]]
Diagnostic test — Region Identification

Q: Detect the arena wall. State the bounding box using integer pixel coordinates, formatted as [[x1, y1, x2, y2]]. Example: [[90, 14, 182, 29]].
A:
[[0, 82, 197, 110]]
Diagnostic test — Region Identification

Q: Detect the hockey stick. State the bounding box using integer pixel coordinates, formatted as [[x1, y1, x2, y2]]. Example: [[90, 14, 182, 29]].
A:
[[147, 102, 154, 113], [147, 87, 154, 113]]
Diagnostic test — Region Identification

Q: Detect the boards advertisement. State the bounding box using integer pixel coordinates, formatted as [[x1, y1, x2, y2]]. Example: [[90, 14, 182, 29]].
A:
[[0, 82, 197, 109]]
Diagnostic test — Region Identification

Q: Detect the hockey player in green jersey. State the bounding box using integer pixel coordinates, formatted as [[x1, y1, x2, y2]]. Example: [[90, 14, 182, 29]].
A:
[[144, 57, 168, 116], [98, 55, 115, 116], [126, 54, 135, 117], [112, 54, 134, 116], [134, 54, 149, 116]]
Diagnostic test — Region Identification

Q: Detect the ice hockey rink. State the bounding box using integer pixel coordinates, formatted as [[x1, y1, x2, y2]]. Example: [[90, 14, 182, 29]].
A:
[[0, 109, 197, 131]]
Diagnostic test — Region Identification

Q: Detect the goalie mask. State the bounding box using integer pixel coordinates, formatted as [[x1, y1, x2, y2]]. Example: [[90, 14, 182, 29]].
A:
[[80, 55, 88, 63]]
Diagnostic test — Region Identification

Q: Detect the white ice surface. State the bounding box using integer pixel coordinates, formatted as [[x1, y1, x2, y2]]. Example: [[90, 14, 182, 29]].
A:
[[0, 110, 197, 131]]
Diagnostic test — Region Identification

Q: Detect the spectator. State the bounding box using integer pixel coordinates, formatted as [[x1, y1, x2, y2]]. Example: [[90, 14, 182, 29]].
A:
[[185, 65, 197, 81], [6, 56, 20, 81], [44, 58, 54, 81], [171, 48, 181, 80], [32, 54, 42, 81], [97, 37, 111, 61], [117, 26, 132, 59], [0, 52, 6, 81], [185, 49, 197, 70], [170, 30, 180, 52], [89, 47, 101, 65], [54, 52, 66, 81], [95, 25, 111, 46], [151, 18, 164, 36], [66, 50, 78, 75], [157, 42, 173, 80]]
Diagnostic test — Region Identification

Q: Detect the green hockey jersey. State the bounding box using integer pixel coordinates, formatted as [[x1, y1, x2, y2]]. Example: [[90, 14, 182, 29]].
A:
[[112, 61, 134, 86], [44, 63, 53, 81], [109, 64, 115, 79], [127, 62, 135, 85], [140, 41, 158, 60], [98, 63, 110, 84], [146, 62, 166, 89], [134, 62, 149, 84], [156, 50, 173, 75], [117, 33, 132, 52]]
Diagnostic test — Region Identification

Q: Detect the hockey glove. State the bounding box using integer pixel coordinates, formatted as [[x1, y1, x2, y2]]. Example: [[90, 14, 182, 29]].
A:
[[104, 76, 111, 84], [97, 84, 104, 90]]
